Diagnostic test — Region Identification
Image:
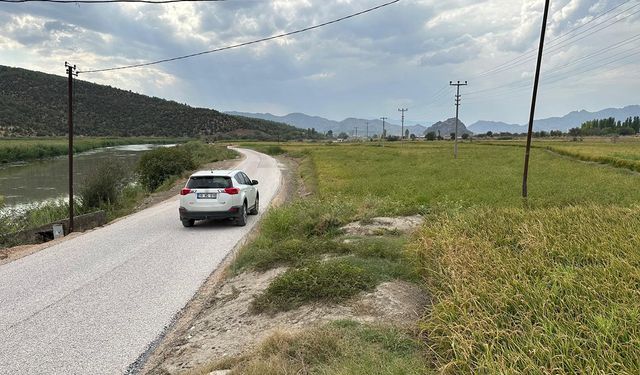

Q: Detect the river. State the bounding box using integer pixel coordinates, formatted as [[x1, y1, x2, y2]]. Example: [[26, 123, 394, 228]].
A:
[[0, 144, 172, 210]]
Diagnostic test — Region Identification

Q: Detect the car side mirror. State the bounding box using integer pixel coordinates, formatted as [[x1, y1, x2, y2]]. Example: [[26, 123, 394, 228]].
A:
[[252, 180, 259, 185]]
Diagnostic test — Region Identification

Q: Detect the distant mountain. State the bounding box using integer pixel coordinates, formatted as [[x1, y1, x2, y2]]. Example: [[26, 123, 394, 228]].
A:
[[467, 121, 525, 134], [226, 111, 432, 137], [0, 65, 308, 140], [425, 118, 473, 136], [468, 105, 640, 133]]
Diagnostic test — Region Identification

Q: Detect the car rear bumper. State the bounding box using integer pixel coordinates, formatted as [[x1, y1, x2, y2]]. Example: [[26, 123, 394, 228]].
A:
[[179, 205, 243, 221]]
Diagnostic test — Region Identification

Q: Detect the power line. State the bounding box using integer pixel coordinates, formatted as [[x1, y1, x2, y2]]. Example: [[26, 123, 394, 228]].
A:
[[1, 0, 224, 3], [465, 30, 640, 99], [474, 0, 639, 79], [77, 0, 400, 74]]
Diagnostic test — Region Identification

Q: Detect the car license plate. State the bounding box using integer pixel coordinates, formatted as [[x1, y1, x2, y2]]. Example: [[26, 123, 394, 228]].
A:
[[197, 193, 217, 199]]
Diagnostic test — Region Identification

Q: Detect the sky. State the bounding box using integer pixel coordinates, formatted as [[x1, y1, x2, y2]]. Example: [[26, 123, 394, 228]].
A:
[[1, 0, 639, 126]]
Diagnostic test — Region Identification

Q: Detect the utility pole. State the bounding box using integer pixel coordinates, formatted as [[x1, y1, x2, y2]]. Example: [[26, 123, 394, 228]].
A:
[[449, 80, 468, 159], [523, 0, 550, 199], [398, 108, 408, 140], [380, 117, 388, 147], [354, 126, 358, 140], [366, 121, 369, 139], [65, 62, 77, 233]]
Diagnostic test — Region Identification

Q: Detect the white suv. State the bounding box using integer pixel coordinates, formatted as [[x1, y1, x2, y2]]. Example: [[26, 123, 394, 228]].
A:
[[178, 170, 259, 227]]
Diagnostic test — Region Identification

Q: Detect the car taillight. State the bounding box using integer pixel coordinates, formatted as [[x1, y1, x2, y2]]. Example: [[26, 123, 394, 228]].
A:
[[180, 188, 192, 195], [224, 187, 240, 195]]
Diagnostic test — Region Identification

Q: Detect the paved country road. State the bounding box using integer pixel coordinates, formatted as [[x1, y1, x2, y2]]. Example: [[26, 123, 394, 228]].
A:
[[0, 148, 282, 375]]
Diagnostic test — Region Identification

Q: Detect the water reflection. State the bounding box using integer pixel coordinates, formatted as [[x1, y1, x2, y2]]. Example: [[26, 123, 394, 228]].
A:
[[0, 144, 173, 207]]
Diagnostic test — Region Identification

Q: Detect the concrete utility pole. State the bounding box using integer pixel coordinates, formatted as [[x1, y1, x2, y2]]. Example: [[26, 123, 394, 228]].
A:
[[380, 117, 388, 147], [449, 80, 468, 159], [398, 108, 408, 140], [366, 121, 369, 139], [354, 126, 358, 139], [523, 0, 550, 198], [65, 62, 77, 233]]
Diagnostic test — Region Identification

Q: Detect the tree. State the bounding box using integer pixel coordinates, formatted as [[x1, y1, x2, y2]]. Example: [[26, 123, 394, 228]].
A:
[[338, 132, 349, 139], [326, 130, 334, 138], [405, 129, 410, 139], [450, 132, 456, 140], [486, 131, 493, 137], [410, 133, 416, 140], [461, 133, 469, 140], [425, 131, 436, 141], [569, 127, 581, 136]]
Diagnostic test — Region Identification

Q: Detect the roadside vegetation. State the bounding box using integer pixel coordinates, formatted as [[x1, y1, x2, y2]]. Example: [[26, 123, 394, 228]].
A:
[[201, 140, 640, 374], [193, 320, 429, 375], [0, 141, 236, 248], [0, 137, 185, 164]]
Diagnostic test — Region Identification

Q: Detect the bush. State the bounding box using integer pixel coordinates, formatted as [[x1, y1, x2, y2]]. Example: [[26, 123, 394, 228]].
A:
[[137, 146, 195, 191], [79, 158, 129, 209]]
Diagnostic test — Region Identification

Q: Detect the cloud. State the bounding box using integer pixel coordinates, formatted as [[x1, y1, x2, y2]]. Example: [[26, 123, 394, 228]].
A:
[[0, 0, 638, 124]]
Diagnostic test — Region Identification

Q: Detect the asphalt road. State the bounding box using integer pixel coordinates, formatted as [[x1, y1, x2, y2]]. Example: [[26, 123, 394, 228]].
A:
[[0, 148, 282, 374]]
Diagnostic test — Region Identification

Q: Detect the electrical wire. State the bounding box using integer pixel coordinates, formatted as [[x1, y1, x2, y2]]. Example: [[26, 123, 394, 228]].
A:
[[474, 0, 639, 78], [77, 0, 400, 74], [1, 0, 224, 3]]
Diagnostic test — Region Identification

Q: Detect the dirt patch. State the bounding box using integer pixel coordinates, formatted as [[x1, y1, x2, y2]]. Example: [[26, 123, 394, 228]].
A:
[[145, 269, 428, 375], [341, 215, 425, 236]]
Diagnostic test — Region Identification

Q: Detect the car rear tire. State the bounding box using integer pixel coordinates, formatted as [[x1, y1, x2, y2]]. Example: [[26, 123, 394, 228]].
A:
[[236, 203, 248, 226], [181, 219, 195, 227], [249, 195, 259, 215]]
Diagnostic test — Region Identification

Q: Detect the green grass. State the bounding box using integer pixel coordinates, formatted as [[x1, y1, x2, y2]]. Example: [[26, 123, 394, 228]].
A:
[[229, 140, 640, 373], [251, 259, 377, 313], [289, 142, 640, 209], [189, 320, 430, 375], [411, 205, 640, 373], [0, 137, 186, 164]]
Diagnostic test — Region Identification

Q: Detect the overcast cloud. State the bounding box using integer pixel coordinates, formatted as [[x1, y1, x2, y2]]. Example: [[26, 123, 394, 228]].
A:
[[1, 0, 639, 125]]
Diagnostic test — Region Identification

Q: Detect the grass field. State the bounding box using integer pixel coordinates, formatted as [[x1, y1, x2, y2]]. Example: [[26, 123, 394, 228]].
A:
[[478, 137, 640, 172], [0, 137, 186, 163], [221, 139, 640, 374]]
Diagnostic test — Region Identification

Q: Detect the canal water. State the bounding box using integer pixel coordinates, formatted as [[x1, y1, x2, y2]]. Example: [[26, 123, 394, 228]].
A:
[[0, 144, 172, 209]]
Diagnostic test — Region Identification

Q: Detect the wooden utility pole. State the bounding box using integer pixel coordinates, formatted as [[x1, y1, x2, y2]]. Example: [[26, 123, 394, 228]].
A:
[[523, 0, 551, 198], [449, 81, 467, 159], [66, 62, 77, 233], [380, 117, 388, 147]]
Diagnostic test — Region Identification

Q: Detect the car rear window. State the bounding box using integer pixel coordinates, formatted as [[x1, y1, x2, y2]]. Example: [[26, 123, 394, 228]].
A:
[[187, 176, 232, 189]]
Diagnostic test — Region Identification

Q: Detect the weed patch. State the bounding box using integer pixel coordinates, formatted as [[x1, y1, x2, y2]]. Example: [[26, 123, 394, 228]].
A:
[[251, 259, 376, 313]]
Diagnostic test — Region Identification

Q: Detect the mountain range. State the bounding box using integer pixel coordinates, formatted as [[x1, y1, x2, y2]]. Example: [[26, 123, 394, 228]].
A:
[[468, 105, 640, 134], [0, 65, 308, 140], [226, 111, 432, 137]]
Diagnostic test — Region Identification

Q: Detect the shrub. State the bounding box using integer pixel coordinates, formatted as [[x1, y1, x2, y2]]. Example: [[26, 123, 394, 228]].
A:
[[137, 146, 195, 191], [79, 158, 129, 209]]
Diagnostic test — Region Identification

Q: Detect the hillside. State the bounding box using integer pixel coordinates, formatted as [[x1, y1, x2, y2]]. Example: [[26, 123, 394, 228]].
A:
[[0, 66, 308, 140], [468, 105, 640, 133], [226, 111, 431, 137], [424, 118, 473, 136]]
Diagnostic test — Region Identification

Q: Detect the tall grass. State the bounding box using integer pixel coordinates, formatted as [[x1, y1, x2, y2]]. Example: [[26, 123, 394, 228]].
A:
[[411, 205, 640, 373]]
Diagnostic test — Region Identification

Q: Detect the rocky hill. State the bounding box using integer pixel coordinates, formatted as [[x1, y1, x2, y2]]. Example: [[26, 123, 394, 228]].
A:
[[0, 65, 308, 140], [424, 118, 473, 136]]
